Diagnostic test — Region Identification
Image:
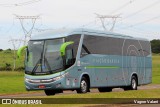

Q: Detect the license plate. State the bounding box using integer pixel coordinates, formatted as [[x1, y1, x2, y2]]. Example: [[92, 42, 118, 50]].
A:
[[38, 85, 45, 88]]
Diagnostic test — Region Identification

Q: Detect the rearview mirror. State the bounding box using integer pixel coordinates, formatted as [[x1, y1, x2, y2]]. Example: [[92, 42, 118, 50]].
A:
[[17, 46, 27, 58], [60, 41, 74, 56]]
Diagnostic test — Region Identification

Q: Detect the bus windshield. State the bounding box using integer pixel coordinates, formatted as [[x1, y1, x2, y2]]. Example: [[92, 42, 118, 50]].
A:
[[25, 38, 64, 75]]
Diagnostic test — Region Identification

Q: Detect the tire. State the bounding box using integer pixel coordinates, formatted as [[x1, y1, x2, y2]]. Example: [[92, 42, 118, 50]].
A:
[[98, 87, 112, 92], [76, 77, 89, 93], [44, 90, 63, 96], [130, 76, 138, 90], [124, 75, 138, 91], [44, 90, 56, 96]]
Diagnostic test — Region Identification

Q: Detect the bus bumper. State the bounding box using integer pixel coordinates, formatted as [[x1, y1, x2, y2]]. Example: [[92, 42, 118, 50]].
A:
[[25, 77, 66, 91]]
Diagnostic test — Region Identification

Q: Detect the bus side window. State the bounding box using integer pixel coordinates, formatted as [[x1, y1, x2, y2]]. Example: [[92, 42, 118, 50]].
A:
[[80, 44, 90, 57]]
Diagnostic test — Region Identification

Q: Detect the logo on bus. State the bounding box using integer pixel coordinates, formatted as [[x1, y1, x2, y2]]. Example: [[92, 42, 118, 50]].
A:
[[92, 58, 120, 64]]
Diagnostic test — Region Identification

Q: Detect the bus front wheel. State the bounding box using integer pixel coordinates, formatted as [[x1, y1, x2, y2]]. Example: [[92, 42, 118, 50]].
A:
[[44, 90, 63, 96], [44, 90, 55, 96], [76, 77, 89, 94]]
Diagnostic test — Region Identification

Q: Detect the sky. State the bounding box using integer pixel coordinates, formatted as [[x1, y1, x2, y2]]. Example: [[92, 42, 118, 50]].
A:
[[0, 0, 160, 49]]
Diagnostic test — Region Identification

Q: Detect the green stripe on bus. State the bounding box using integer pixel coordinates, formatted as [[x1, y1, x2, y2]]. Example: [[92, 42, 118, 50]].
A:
[[86, 66, 120, 69]]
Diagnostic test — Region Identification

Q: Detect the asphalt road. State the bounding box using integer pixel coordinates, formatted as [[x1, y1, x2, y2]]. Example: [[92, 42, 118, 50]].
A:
[[0, 84, 160, 98]]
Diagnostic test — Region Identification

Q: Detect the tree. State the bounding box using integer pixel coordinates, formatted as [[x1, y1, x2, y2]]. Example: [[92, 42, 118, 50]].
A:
[[150, 39, 160, 54], [5, 48, 11, 51]]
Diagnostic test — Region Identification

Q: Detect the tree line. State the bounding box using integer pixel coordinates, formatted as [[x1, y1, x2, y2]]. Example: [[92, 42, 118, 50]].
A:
[[150, 39, 160, 54]]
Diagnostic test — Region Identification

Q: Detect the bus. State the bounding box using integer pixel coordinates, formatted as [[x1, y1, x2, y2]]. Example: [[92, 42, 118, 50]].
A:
[[18, 28, 152, 95]]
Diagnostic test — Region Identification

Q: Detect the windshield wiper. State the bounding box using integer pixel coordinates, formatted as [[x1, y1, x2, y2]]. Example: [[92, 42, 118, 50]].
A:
[[31, 59, 41, 75], [44, 57, 52, 73]]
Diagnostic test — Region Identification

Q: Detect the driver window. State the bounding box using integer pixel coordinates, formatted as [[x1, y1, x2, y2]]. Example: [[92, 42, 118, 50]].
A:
[[66, 49, 73, 65]]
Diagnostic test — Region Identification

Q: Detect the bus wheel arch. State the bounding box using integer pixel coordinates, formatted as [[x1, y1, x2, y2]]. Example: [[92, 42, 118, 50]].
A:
[[77, 74, 90, 93]]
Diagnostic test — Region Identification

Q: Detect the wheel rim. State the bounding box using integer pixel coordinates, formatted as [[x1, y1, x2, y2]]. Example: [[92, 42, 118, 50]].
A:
[[81, 80, 87, 92], [132, 79, 136, 89]]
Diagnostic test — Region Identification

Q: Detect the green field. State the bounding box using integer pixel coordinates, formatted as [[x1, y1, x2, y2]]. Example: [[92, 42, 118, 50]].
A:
[[0, 54, 159, 95], [0, 71, 24, 94], [152, 54, 160, 84], [0, 71, 40, 95], [0, 50, 25, 71]]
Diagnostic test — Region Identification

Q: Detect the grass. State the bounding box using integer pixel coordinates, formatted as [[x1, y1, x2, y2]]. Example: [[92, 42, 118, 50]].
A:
[[0, 71, 25, 94], [0, 50, 25, 70], [152, 55, 160, 84], [0, 71, 40, 95]]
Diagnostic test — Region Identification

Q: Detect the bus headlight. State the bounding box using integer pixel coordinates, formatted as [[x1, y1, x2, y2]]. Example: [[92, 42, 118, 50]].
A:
[[52, 72, 68, 81], [25, 72, 68, 83], [25, 78, 40, 83]]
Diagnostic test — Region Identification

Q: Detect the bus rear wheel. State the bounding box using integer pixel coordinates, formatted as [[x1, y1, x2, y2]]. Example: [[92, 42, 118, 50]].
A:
[[130, 75, 138, 90], [98, 87, 112, 92], [124, 75, 138, 91], [76, 77, 89, 94]]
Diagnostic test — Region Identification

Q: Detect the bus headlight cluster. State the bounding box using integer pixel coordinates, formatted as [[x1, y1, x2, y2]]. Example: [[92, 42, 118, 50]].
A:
[[25, 72, 68, 83], [52, 72, 68, 81], [25, 78, 41, 83]]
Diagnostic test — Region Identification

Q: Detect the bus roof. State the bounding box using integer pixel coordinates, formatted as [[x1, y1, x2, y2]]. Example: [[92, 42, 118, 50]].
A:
[[31, 28, 148, 41]]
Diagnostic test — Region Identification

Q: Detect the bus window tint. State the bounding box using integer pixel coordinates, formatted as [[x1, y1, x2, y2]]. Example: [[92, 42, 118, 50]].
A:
[[65, 34, 81, 59], [140, 41, 151, 56], [81, 35, 151, 57], [81, 35, 124, 56]]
